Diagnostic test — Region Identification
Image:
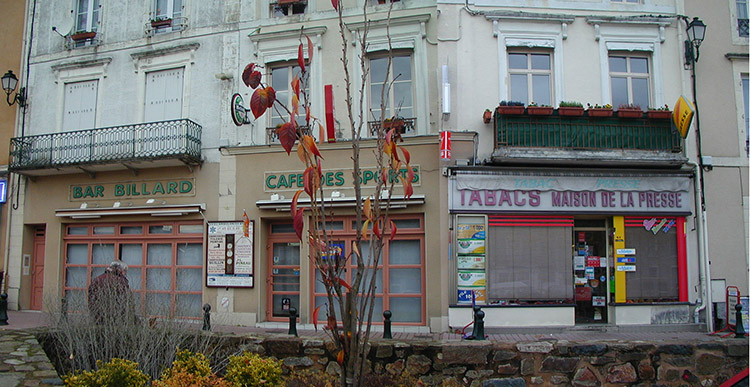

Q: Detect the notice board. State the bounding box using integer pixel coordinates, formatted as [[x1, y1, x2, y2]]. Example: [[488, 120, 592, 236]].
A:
[[206, 220, 254, 287]]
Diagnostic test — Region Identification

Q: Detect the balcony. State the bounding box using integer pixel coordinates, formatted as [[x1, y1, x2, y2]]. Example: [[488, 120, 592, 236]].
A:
[[492, 110, 686, 167], [367, 117, 416, 137], [9, 119, 202, 176]]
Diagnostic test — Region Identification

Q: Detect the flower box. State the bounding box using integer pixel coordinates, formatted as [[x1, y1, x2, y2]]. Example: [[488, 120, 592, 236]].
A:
[[496, 106, 525, 115], [557, 107, 584, 117], [150, 18, 173, 28], [483, 110, 492, 124], [527, 106, 554, 116], [587, 108, 613, 117], [383, 119, 405, 133], [647, 110, 672, 120], [617, 109, 644, 119], [70, 31, 97, 41]]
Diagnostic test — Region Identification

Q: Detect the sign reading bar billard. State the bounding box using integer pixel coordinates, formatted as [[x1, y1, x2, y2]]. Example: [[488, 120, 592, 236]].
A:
[[206, 221, 254, 288], [70, 178, 195, 201]]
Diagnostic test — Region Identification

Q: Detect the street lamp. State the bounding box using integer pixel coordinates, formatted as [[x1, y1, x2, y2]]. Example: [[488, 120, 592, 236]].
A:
[[1, 70, 26, 108], [684, 17, 707, 66]]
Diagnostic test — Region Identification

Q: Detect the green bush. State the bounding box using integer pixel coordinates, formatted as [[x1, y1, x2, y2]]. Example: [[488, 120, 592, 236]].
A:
[[160, 348, 212, 379], [224, 352, 282, 387], [64, 358, 149, 387], [284, 369, 339, 387]]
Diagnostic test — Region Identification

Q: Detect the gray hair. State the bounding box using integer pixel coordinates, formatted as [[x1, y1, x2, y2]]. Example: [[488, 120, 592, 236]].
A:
[[109, 261, 127, 275]]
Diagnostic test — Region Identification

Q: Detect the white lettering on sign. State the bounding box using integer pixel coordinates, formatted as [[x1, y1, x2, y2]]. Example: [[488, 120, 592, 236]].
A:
[[616, 265, 636, 272], [616, 248, 636, 255]]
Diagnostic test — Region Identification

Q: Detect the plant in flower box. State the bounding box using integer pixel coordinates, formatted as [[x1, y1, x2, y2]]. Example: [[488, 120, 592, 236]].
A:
[[616, 103, 644, 118], [526, 102, 554, 116], [647, 104, 672, 119], [496, 100, 525, 115], [557, 101, 584, 116], [383, 116, 405, 133], [150, 16, 173, 28], [70, 30, 97, 41], [586, 103, 613, 117], [483, 109, 492, 124]]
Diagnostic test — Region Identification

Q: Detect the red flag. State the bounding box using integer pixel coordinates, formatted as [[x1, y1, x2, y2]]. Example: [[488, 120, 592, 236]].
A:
[[242, 210, 250, 237]]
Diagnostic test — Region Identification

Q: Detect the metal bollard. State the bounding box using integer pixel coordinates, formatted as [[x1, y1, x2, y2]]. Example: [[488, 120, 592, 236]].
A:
[[473, 310, 486, 341], [60, 298, 68, 324], [383, 310, 392, 339], [0, 293, 8, 326], [735, 303, 746, 338], [288, 307, 298, 337], [202, 303, 211, 331], [470, 305, 481, 339]]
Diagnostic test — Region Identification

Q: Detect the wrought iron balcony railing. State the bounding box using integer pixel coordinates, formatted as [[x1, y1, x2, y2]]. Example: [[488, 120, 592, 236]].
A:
[[266, 125, 312, 144], [368, 117, 416, 137], [495, 113, 681, 153], [9, 119, 201, 172]]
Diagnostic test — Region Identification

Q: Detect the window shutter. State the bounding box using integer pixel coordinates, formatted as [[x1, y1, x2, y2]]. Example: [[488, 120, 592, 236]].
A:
[[144, 68, 184, 122], [63, 80, 98, 131]]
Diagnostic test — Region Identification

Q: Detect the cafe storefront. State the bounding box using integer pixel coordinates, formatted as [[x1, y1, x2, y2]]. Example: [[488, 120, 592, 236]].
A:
[[447, 168, 696, 328]]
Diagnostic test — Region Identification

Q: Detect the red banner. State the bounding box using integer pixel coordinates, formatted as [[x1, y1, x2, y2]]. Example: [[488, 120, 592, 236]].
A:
[[440, 131, 451, 160]]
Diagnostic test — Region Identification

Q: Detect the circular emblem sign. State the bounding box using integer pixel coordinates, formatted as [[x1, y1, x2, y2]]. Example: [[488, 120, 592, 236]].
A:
[[231, 93, 247, 126]]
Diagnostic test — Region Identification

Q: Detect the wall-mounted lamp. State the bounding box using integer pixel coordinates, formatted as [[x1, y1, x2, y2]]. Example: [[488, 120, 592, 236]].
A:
[[684, 17, 707, 67], [1, 70, 27, 108]]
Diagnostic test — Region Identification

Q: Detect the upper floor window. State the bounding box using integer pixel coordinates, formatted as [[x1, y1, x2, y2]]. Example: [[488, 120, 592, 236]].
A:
[[75, 0, 100, 33], [267, 63, 308, 143], [369, 53, 414, 121], [152, 0, 183, 33], [738, 0, 749, 37], [144, 67, 184, 122], [63, 80, 98, 131], [272, 0, 306, 17], [611, 0, 640, 3], [508, 52, 553, 106], [742, 74, 749, 155], [609, 54, 650, 110]]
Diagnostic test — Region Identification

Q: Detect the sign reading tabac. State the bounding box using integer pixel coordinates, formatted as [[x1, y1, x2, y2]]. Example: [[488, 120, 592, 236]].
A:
[[70, 178, 195, 201], [206, 219, 254, 288]]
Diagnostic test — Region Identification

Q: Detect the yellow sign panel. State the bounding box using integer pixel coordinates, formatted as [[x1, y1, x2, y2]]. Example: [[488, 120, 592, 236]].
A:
[[672, 96, 695, 139]]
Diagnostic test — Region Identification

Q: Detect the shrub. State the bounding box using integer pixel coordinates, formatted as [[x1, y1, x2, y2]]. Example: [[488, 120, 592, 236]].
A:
[[64, 358, 149, 387], [224, 352, 282, 387], [498, 100, 524, 106], [284, 369, 339, 387], [153, 349, 230, 387], [559, 101, 583, 107]]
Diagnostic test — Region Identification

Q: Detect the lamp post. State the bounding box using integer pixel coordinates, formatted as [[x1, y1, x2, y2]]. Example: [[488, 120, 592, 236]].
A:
[[1, 70, 26, 108]]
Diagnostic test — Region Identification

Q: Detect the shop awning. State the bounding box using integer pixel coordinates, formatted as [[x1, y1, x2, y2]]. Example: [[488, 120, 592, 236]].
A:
[[256, 194, 425, 212], [55, 203, 205, 219]]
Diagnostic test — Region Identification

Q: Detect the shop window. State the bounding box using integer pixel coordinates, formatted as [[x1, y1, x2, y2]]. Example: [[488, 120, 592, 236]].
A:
[[368, 53, 414, 122], [508, 51, 553, 106], [93, 226, 114, 235], [624, 217, 679, 302], [63, 221, 203, 319], [609, 54, 650, 110]]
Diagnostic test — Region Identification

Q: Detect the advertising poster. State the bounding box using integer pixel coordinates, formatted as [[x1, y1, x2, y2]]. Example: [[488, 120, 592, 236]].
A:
[[206, 218, 254, 287], [457, 224, 485, 240], [457, 239, 485, 255], [457, 255, 486, 270]]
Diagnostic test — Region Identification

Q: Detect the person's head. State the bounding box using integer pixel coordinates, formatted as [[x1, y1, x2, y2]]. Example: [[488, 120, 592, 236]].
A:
[[109, 261, 127, 276]]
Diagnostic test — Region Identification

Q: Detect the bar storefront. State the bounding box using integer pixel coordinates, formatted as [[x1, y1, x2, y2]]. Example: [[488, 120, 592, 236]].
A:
[[447, 168, 695, 328]]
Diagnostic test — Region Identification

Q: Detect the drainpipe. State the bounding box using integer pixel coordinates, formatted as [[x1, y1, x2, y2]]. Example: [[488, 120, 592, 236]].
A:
[[688, 160, 712, 331]]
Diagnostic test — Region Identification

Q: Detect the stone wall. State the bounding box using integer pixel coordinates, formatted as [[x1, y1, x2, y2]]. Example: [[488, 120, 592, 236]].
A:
[[247, 336, 749, 386]]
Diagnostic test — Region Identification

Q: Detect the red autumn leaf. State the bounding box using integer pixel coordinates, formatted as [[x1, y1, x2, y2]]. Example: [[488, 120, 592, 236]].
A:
[[306, 106, 311, 125], [391, 142, 400, 162], [373, 219, 382, 240], [298, 43, 306, 73], [399, 147, 411, 164], [292, 94, 300, 116], [278, 122, 297, 155], [381, 168, 387, 184], [302, 135, 323, 159], [303, 166, 320, 197], [297, 139, 307, 163], [312, 304, 323, 331], [389, 220, 398, 241], [291, 190, 304, 217], [293, 209, 305, 241], [337, 277, 352, 290], [363, 197, 372, 220], [306, 35, 314, 65], [242, 63, 257, 88], [250, 87, 275, 119], [331, 0, 339, 11], [385, 127, 394, 145], [401, 175, 414, 199], [291, 76, 300, 97], [406, 166, 415, 184]]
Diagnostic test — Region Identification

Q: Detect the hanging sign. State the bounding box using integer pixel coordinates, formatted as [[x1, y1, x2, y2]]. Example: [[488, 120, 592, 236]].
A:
[[325, 84, 336, 143], [616, 248, 636, 255], [617, 265, 636, 272], [206, 220, 254, 287], [440, 131, 451, 160], [617, 257, 636, 263], [672, 95, 695, 139]]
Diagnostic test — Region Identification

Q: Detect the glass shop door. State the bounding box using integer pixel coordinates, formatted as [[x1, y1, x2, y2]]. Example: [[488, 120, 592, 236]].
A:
[[573, 227, 609, 324]]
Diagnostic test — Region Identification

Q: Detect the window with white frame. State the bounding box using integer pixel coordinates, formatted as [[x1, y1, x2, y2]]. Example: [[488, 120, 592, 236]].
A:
[[75, 0, 100, 33], [369, 53, 414, 121], [267, 64, 308, 143], [153, 0, 183, 32], [271, 0, 306, 17], [609, 54, 650, 110], [742, 74, 749, 156], [738, 0, 749, 37], [508, 52, 553, 106], [610, 0, 639, 3]]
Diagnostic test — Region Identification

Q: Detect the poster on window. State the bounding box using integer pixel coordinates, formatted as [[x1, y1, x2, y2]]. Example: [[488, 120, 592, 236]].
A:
[[457, 239, 485, 255], [457, 255, 485, 270], [206, 220, 254, 287], [456, 224, 485, 240]]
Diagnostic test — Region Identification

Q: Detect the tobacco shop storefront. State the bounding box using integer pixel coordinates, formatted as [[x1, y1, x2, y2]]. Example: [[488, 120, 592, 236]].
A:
[[447, 169, 695, 328]]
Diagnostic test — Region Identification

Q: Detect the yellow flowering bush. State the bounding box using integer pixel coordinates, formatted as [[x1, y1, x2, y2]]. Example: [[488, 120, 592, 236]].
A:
[[64, 358, 149, 387], [224, 352, 282, 387], [153, 348, 229, 387]]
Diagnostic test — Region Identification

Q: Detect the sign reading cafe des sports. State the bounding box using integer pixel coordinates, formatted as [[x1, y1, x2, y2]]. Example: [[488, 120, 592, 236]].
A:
[[449, 173, 692, 215]]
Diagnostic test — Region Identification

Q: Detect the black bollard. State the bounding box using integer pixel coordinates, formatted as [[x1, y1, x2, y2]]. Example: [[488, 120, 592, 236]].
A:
[[470, 305, 481, 339], [60, 298, 68, 324], [735, 303, 746, 338], [0, 293, 8, 326], [473, 310, 486, 341], [202, 303, 211, 331], [288, 307, 298, 337], [383, 310, 392, 339]]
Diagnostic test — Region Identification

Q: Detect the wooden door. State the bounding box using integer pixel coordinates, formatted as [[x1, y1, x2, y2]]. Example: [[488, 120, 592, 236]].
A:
[[31, 227, 45, 310]]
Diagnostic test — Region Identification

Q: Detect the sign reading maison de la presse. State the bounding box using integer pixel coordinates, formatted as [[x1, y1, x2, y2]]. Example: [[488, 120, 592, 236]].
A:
[[264, 166, 421, 192], [69, 178, 195, 201], [450, 174, 692, 214]]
